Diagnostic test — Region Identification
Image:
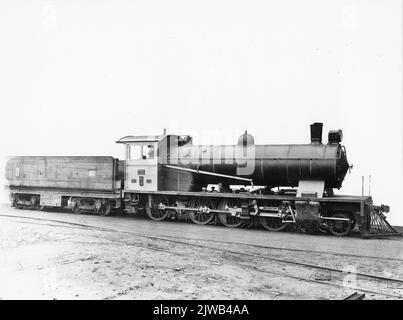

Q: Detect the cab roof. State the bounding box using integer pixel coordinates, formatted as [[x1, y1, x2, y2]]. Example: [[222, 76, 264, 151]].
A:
[[115, 135, 165, 143]]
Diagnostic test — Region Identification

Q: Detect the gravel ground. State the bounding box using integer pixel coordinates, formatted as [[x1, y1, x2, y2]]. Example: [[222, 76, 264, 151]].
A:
[[0, 205, 402, 300]]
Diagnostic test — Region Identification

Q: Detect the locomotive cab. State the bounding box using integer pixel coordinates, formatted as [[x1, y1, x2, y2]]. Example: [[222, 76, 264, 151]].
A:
[[116, 135, 163, 192]]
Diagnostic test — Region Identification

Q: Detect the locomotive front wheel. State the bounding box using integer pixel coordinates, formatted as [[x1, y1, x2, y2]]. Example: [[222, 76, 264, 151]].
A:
[[188, 198, 216, 225], [217, 199, 243, 228], [146, 195, 170, 221], [328, 212, 353, 237], [260, 217, 287, 232]]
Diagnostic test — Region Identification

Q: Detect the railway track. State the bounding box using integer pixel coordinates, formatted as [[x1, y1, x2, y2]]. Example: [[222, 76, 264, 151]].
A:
[[2, 212, 402, 260], [158, 233, 403, 262], [1, 211, 402, 299]]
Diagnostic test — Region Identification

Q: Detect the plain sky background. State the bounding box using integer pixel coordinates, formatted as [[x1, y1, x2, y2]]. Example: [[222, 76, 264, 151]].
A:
[[0, 0, 402, 224]]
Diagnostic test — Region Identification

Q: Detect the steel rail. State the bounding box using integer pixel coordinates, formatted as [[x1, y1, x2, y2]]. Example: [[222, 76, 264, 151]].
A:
[[247, 265, 399, 299], [143, 235, 403, 285]]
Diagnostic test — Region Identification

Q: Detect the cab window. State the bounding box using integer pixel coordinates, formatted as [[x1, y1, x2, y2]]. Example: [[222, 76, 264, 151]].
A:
[[142, 145, 155, 159], [129, 145, 142, 160], [129, 144, 155, 160]]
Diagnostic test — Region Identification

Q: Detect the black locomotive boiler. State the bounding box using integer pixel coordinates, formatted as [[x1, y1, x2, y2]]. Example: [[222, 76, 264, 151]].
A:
[[155, 122, 349, 190], [5, 123, 399, 238]]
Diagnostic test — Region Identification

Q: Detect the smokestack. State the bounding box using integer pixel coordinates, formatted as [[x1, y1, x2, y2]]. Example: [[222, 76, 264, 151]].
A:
[[310, 122, 323, 144]]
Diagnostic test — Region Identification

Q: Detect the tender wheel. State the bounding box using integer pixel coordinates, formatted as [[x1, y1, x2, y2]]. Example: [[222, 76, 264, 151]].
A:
[[260, 217, 287, 232], [72, 200, 82, 214], [188, 198, 216, 225], [217, 199, 243, 228], [72, 205, 81, 214], [146, 195, 170, 221], [33, 200, 43, 211], [328, 212, 354, 237], [98, 200, 112, 216]]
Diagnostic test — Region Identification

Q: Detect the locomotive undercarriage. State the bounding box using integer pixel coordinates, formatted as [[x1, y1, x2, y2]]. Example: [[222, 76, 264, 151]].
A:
[[123, 192, 359, 237], [67, 197, 113, 216], [8, 189, 397, 238], [9, 192, 117, 216]]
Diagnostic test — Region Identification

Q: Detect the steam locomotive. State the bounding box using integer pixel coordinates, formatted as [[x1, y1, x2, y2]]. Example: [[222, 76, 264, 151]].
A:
[[5, 123, 398, 237]]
